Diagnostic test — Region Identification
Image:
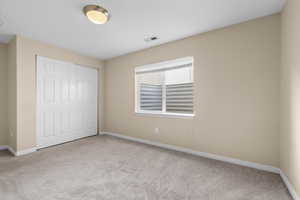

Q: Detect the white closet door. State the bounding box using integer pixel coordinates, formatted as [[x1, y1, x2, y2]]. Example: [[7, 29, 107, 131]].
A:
[[36, 56, 98, 149]]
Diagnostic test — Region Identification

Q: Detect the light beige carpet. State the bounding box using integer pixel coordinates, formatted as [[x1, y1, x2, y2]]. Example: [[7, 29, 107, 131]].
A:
[[0, 135, 292, 200]]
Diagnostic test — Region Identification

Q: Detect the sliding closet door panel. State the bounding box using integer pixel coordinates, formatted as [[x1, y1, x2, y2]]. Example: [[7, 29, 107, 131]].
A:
[[37, 56, 98, 149]]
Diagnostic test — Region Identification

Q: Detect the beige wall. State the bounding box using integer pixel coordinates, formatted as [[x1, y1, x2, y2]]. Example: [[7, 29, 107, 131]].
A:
[[281, 0, 300, 195], [7, 37, 17, 150], [15, 36, 104, 151], [0, 43, 8, 146], [104, 14, 281, 167]]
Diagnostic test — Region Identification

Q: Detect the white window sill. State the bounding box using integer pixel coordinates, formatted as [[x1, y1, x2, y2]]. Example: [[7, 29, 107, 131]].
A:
[[135, 111, 195, 119]]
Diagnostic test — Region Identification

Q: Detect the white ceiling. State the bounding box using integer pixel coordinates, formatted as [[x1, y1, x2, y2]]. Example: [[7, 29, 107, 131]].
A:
[[0, 0, 285, 59]]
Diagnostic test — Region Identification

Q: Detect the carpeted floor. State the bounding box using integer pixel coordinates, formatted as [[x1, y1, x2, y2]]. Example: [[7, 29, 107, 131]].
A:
[[0, 135, 292, 200]]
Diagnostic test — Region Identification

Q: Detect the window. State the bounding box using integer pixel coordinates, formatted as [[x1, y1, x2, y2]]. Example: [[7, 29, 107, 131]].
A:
[[135, 57, 194, 117]]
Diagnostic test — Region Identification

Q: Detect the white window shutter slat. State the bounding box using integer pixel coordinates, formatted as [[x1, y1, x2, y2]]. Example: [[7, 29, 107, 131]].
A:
[[140, 84, 163, 111], [166, 83, 193, 114]]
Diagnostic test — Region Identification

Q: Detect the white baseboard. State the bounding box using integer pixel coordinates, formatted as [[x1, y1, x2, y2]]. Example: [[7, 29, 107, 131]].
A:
[[101, 132, 280, 174], [102, 132, 300, 199], [0, 145, 36, 156], [0, 145, 16, 156], [280, 170, 300, 200], [98, 132, 105, 136], [2, 132, 299, 199]]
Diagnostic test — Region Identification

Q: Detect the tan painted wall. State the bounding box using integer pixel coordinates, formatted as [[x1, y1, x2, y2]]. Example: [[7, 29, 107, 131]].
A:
[[7, 37, 17, 150], [0, 43, 8, 146], [15, 36, 104, 151], [281, 0, 300, 195], [104, 14, 281, 167]]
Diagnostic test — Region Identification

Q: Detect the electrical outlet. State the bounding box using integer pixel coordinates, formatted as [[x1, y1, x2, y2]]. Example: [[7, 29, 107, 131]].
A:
[[154, 128, 160, 134]]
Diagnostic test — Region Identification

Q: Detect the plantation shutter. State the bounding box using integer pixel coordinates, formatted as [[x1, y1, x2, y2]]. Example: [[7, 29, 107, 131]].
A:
[[166, 83, 193, 113], [140, 83, 163, 111], [135, 57, 194, 115]]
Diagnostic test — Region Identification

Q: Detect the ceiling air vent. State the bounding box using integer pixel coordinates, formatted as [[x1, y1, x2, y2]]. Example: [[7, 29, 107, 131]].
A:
[[144, 36, 159, 42]]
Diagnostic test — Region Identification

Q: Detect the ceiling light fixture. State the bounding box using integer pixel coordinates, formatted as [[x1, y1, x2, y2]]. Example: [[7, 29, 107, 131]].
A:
[[83, 5, 110, 24]]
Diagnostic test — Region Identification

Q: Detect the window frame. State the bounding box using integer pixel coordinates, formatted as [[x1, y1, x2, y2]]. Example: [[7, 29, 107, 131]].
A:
[[135, 57, 195, 119]]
